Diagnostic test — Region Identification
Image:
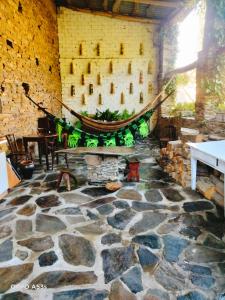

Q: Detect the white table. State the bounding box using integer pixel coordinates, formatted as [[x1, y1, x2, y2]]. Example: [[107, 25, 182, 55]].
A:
[[189, 140, 225, 215]]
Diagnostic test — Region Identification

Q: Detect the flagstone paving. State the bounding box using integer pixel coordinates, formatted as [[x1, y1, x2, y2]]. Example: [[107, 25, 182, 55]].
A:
[[0, 140, 225, 299]]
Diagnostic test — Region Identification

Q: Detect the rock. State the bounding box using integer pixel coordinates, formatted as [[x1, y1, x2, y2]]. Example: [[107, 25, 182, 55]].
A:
[[82, 187, 114, 197], [59, 234, 95, 267], [137, 247, 159, 272], [203, 234, 225, 250], [97, 204, 114, 215], [101, 233, 121, 245], [140, 168, 169, 181], [53, 289, 108, 300], [66, 216, 86, 225], [9, 195, 32, 206], [218, 263, 225, 275], [17, 236, 54, 252], [177, 291, 207, 300], [132, 234, 161, 249], [62, 192, 93, 205], [107, 209, 135, 230], [0, 264, 33, 293], [179, 226, 201, 240], [36, 194, 61, 208], [190, 274, 215, 289], [132, 201, 166, 211], [109, 280, 137, 300], [0, 292, 32, 300], [38, 251, 58, 267], [180, 263, 212, 276], [179, 214, 205, 227], [154, 261, 185, 291], [0, 208, 16, 219], [116, 189, 142, 201], [76, 220, 106, 235], [0, 215, 16, 225], [36, 214, 66, 233], [30, 271, 97, 288], [121, 266, 143, 293], [129, 212, 167, 235], [138, 181, 170, 190], [161, 188, 185, 202], [0, 239, 12, 262], [184, 245, 225, 263], [157, 223, 177, 235], [16, 220, 32, 239], [163, 235, 189, 262], [87, 210, 99, 220], [0, 225, 12, 239], [143, 288, 170, 300], [15, 250, 28, 261], [183, 201, 214, 212], [145, 190, 163, 202], [17, 204, 36, 216], [83, 197, 117, 208], [101, 246, 136, 283], [54, 207, 81, 215], [44, 172, 58, 182], [113, 200, 130, 209]]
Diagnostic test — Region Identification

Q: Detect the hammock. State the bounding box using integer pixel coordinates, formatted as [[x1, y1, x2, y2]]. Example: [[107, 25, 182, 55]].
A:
[[23, 78, 174, 148], [56, 77, 174, 133]]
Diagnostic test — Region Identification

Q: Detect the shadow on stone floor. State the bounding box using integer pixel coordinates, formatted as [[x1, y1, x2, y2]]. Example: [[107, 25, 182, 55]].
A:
[[0, 140, 224, 300]]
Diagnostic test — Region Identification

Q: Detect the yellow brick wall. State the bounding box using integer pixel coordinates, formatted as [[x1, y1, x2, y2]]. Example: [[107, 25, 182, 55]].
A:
[[0, 0, 62, 137], [57, 8, 159, 129]]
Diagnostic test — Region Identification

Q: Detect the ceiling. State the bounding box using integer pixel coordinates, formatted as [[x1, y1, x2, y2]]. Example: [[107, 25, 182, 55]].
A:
[[55, 0, 188, 25]]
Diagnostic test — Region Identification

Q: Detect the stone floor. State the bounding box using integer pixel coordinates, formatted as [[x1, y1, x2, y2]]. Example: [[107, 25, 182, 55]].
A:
[[0, 140, 225, 300]]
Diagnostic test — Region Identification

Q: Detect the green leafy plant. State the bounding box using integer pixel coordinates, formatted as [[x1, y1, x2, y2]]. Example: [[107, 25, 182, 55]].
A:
[[170, 102, 195, 116]]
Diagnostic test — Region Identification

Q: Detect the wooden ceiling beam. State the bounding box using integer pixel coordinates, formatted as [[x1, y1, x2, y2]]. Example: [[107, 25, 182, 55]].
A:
[[125, 0, 179, 8], [62, 6, 161, 24]]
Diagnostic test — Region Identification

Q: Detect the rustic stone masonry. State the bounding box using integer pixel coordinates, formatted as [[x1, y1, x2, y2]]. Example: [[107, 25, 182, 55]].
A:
[[0, 0, 62, 137], [160, 128, 225, 208], [85, 155, 126, 183]]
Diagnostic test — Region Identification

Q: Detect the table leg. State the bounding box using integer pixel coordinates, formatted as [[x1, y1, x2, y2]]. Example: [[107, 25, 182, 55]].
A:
[[23, 139, 28, 153], [191, 158, 197, 190], [37, 142, 42, 165], [44, 138, 49, 171]]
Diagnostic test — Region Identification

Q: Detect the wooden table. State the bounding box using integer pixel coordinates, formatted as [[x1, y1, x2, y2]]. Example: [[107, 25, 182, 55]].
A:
[[56, 146, 135, 156], [23, 134, 57, 170], [189, 140, 225, 216]]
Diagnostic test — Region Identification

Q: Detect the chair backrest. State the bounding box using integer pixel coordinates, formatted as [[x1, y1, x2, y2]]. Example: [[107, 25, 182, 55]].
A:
[[6, 134, 19, 153]]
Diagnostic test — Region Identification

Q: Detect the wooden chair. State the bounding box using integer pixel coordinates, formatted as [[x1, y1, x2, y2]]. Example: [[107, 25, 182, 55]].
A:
[[159, 125, 177, 148], [6, 134, 32, 166], [43, 134, 69, 170]]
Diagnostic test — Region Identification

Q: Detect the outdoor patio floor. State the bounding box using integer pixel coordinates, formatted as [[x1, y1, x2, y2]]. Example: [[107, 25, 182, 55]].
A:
[[0, 140, 225, 300]]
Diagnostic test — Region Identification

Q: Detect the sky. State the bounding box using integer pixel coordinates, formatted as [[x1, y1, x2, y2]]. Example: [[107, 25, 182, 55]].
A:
[[176, 8, 202, 68]]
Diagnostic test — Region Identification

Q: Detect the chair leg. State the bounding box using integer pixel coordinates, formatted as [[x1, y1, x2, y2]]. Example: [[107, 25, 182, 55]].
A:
[[51, 152, 54, 170], [56, 153, 59, 165]]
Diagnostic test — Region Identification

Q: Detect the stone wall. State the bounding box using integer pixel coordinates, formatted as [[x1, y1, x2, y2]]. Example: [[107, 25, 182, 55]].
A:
[[57, 8, 159, 129], [0, 0, 62, 137]]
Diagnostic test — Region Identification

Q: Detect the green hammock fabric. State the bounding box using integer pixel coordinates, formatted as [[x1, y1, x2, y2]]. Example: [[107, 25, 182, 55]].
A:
[[56, 122, 63, 142], [68, 130, 81, 148], [54, 109, 154, 148]]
